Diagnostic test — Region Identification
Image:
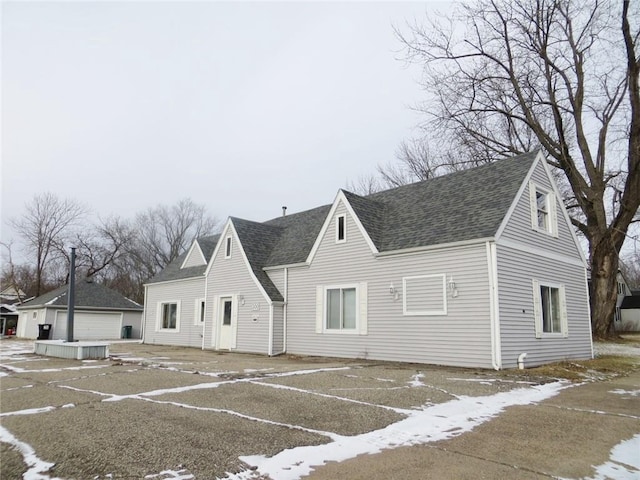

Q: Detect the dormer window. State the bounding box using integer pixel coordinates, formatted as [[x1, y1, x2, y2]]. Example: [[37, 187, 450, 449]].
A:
[[336, 215, 346, 243], [225, 236, 232, 258], [529, 182, 557, 236]]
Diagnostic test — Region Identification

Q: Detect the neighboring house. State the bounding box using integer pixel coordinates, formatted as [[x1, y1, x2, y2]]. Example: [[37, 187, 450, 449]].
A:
[[143, 151, 593, 369], [1, 304, 18, 336], [17, 278, 143, 340], [614, 272, 631, 329], [620, 290, 640, 332], [0, 286, 31, 305]]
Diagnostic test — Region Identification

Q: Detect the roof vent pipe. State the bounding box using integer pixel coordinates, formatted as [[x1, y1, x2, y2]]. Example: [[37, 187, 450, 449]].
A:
[[282, 206, 287, 217]]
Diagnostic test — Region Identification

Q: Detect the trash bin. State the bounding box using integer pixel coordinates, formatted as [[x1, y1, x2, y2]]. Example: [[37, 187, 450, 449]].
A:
[[37, 324, 51, 340], [122, 325, 133, 339]]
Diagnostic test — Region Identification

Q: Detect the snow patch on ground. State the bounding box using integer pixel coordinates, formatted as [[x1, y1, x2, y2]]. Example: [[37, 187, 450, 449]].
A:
[[408, 373, 425, 387], [594, 343, 640, 357], [221, 381, 570, 480], [560, 434, 640, 480], [145, 467, 195, 479], [609, 388, 640, 397]]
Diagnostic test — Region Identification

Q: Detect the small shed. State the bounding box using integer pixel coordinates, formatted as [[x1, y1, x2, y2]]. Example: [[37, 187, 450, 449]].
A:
[[620, 290, 640, 332], [17, 278, 143, 340]]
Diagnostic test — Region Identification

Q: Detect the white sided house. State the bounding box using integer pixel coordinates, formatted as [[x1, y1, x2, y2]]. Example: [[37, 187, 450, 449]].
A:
[[143, 152, 593, 369], [17, 278, 143, 340]]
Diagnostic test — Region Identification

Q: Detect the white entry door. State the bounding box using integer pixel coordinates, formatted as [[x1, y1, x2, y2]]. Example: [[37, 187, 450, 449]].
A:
[[218, 297, 233, 350]]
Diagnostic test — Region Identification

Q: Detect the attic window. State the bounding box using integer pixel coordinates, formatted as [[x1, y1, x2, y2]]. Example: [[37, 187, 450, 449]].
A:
[[529, 182, 557, 236], [336, 215, 346, 243], [225, 236, 232, 258]]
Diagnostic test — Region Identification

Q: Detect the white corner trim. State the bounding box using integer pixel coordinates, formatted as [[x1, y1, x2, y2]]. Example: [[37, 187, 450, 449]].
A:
[[204, 220, 231, 277], [222, 221, 274, 305], [494, 155, 539, 241], [486, 242, 502, 370], [306, 190, 379, 264]]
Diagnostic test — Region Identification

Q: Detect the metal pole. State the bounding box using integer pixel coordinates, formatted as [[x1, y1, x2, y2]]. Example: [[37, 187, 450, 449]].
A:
[[66, 247, 76, 342]]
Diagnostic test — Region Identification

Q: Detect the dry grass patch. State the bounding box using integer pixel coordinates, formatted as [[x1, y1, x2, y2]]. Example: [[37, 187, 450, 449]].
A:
[[519, 355, 640, 382]]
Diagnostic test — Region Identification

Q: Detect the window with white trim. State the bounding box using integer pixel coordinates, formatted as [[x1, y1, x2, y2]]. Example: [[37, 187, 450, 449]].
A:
[[195, 298, 205, 325], [403, 274, 447, 316], [529, 182, 557, 236], [159, 302, 179, 330], [532, 280, 567, 337], [327, 287, 356, 329], [225, 236, 232, 258], [336, 215, 346, 243], [316, 283, 368, 335]]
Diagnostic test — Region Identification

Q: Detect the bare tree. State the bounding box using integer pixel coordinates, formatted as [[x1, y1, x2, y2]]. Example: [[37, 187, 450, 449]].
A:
[[10, 193, 86, 296], [131, 198, 219, 278], [346, 173, 383, 196], [392, 0, 639, 338]]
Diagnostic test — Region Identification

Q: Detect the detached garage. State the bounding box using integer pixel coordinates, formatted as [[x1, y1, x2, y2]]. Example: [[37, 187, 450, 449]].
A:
[[17, 278, 143, 340]]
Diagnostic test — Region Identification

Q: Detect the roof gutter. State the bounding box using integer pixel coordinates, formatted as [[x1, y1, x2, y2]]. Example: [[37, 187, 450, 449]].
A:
[[376, 237, 494, 259]]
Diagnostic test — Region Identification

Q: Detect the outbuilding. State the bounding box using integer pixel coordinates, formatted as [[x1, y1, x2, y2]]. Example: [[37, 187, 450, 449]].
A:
[[17, 278, 143, 340]]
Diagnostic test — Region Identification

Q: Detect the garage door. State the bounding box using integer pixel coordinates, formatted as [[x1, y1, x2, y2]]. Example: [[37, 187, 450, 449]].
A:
[[54, 311, 123, 340]]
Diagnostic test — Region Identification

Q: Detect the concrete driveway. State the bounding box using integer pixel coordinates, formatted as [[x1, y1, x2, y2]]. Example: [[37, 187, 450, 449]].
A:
[[0, 339, 638, 480]]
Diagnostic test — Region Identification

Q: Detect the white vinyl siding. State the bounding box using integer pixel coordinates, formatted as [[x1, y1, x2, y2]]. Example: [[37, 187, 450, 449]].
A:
[[497, 244, 591, 368], [500, 162, 581, 257], [288, 202, 493, 368], [403, 275, 447, 316], [181, 244, 206, 268], [204, 226, 271, 355], [144, 277, 206, 348], [271, 305, 284, 355]]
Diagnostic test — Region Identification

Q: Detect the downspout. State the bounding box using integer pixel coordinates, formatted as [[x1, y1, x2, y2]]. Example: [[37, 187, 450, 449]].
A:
[[268, 303, 274, 356], [141, 285, 147, 344], [202, 272, 208, 351], [283, 267, 288, 354], [487, 242, 502, 370]]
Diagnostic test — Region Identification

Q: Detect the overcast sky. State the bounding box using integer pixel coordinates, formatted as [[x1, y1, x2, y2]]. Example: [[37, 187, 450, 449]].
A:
[[2, 1, 452, 246]]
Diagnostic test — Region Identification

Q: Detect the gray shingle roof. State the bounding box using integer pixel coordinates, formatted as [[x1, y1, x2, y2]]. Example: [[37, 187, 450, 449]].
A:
[[19, 279, 142, 311], [366, 152, 536, 251], [147, 152, 537, 301], [231, 218, 285, 302], [146, 234, 220, 284], [263, 205, 332, 266]]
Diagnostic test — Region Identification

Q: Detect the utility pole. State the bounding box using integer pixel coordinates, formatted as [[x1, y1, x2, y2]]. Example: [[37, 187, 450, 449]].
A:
[[66, 247, 76, 342]]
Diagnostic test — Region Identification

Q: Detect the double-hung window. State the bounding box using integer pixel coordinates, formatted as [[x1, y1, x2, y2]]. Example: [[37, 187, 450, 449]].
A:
[[159, 302, 179, 330], [532, 280, 567, 337], [316, 283, 367, 335], [326, 287, 356, 330], [529, 182, 557, 236]]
